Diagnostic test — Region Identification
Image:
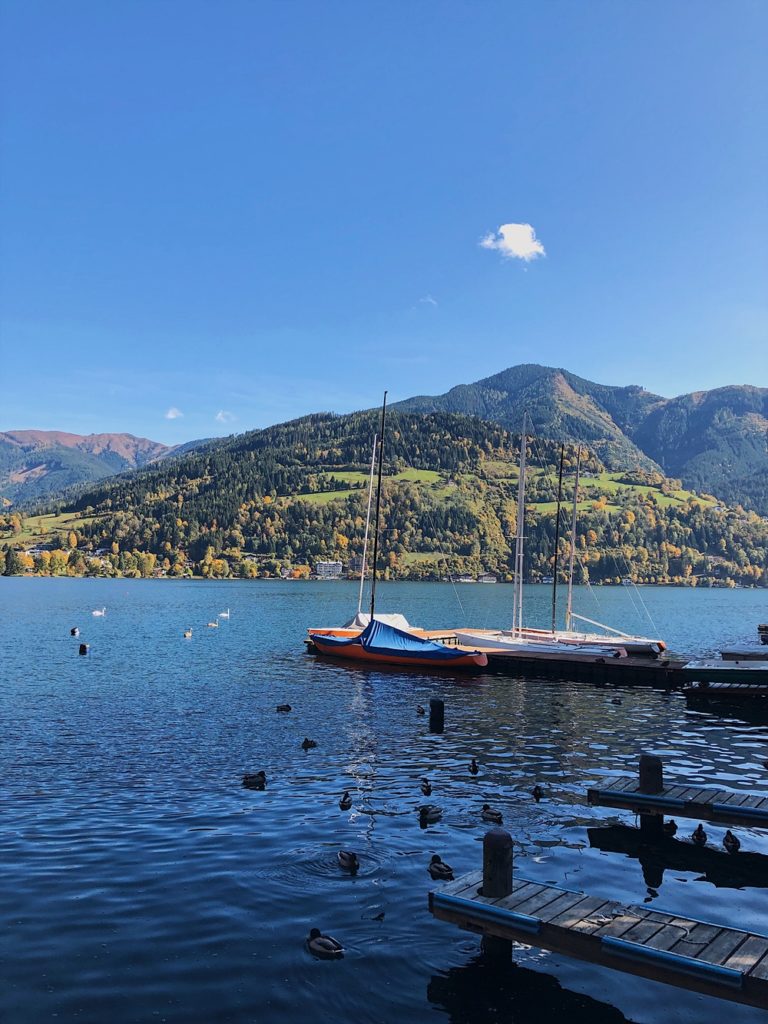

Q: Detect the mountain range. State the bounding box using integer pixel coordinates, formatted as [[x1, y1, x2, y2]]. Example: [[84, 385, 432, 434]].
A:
[[2, 364, 767, 514], [394, 365, 768, 514], [0, 431, 171, 506]]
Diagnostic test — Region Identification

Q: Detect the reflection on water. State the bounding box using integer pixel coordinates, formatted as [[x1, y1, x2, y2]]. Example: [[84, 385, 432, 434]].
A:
[[1, 578, 768, 1024], [428, 949, 637, 1024]]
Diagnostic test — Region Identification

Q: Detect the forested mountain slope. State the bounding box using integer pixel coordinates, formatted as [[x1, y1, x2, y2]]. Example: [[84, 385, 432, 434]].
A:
[[3, 411, 766, 587]]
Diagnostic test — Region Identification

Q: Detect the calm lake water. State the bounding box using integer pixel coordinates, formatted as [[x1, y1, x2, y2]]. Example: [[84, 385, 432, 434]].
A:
[[2, 578, 768, 1024]]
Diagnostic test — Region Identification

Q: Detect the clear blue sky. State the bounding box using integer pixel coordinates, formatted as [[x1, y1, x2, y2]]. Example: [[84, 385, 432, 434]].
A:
[[1, 1, 766, 444]]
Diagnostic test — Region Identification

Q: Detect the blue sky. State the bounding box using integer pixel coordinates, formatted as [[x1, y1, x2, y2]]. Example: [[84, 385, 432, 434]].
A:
[[1, 1, 766, 444]]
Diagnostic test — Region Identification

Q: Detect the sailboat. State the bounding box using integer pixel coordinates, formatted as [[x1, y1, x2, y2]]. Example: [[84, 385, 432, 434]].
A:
[[308, 394, 488, 671], [307, 432, 419, 639], [454, 417, 664, 658]]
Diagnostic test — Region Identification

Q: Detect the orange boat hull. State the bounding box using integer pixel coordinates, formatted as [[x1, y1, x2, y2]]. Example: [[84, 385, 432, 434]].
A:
[[310, 636, 488, 670]]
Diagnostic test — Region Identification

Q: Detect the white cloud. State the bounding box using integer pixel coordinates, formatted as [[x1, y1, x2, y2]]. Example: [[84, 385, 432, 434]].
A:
[[479, 223, 546, 261], [165, 407, 184, 419], [419, 294, 438, 307], [215, 409, 236, 424]]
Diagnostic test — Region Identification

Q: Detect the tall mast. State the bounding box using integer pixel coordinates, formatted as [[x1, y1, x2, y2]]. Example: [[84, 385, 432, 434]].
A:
[[357, 434, 378, 618], [368, 392, 388, 622], [565, 446, 582, 631], [512, 411, 527, 636], [551, 444, 565, 633]]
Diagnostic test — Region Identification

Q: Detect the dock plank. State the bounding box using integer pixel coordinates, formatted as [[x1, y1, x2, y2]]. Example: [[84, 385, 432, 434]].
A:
[[587, 777, 768, 827], [724, 936, 768, 974], [699, 930, 750, 966]]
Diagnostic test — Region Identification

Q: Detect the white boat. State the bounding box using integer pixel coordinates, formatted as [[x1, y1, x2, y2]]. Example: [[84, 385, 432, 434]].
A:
[[456, 419, 662, 658]]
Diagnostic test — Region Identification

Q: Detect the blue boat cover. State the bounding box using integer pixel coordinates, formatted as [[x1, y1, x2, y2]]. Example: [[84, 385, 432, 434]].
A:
[[315, 618, 478, 661]]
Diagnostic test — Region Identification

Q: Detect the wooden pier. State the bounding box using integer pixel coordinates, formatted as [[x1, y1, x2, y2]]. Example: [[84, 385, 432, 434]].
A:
[[428, 831, 768, 1008], [587, 759, 768, 829], [485, 649, 685, 686]]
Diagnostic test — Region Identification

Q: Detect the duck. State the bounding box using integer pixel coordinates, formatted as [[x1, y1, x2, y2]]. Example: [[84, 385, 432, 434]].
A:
[[92, 607, 106, 617], [416, 705, 426, 716], [301, 737, 317, 750], [219, 609, 230, 619], [481, 804, 503, 824], [419, 804, 442, 825], [337, 850, 359, 873], [242, 770, 266, 790], [70, 627, 79, 637], [307, 928, 344, 959], [183, 629, 192, 638], [663, 819, 678, 837], [691, 823, 707, 846], [421, 778, 433, 796], [339, 791, 353, 811], [723, 830, 741, 854], [469, 758, 479, 776], [276, 704, 292, 712], [428, 854, 454, 881], [206, 619, 219, 628], [531, 785, 543, 803]]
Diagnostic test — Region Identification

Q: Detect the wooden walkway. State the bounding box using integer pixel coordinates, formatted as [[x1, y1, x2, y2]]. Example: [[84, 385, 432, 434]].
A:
[[587, 776, 768, 828], [429, 870, 768, 1008]]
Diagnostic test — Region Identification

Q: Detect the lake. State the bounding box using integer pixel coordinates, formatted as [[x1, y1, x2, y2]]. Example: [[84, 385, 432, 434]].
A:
[[1, 578, 767, 1023]]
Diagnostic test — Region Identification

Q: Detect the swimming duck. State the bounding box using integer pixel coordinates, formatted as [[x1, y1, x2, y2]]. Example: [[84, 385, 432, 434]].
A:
[[531, 785, 543, 803], [421, 778, 432, 796], [183, 629, 192, 638], [663, 819, 678, 837], [419, 804, 442, 825], [70, 627, 79, 637], [481, 804, 503, 824], [469, 758, 479, 776], [337, 850, 359, 873], [242, 770, 266, 790], [301, 737, 317, 750], [416, 705, 426, 716], [339, 791, 353, 810], [276, 704, 292, 712], [306, 928, 344, 959], [691, 823, 707, 846], [723, 830, 741, 854], [428, 854, 454, 881]]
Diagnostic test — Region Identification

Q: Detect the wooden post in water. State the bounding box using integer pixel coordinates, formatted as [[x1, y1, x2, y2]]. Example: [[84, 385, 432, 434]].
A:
[[481, 827, 514, 960], [638, 754, 664, 840], [429, 698, 444, 734]]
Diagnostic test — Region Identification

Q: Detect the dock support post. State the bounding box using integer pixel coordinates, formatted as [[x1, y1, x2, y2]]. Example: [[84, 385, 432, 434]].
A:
[[481, 827, 514, 960], [638, 753, 664, 840], [429, 698, 444, 734]]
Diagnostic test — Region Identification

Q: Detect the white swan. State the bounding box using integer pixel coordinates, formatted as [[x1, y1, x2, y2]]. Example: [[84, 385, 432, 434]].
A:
[[206, 619, 219, 628], [219, 609, 230, 619], [92, 607, 106, 617]]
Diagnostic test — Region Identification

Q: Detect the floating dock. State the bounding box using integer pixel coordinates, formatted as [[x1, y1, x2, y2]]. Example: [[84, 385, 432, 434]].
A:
[[429, 867, 768, 1008], [682, 659, 768, 684], [484, 648, 685, 686], [587, 775, 768, 829], [721, 648, 768, 662], [684, 680, 768, 700]]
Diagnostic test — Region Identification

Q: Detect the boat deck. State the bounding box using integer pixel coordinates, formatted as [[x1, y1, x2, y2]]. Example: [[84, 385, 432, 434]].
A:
[[587, 776, 768, 828], [429, 871, 768, 1008]]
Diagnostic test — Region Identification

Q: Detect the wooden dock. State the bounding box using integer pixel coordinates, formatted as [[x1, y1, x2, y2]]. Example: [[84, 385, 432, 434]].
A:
[[429, 866, 768, 1008], [484, 649, 685, 686], [587, 776, 768, 829], [684, 680, 768, 700]]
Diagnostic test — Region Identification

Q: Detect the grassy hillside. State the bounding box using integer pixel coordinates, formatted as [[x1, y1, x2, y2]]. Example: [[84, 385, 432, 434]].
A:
[[2, 411, 765, 587]]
